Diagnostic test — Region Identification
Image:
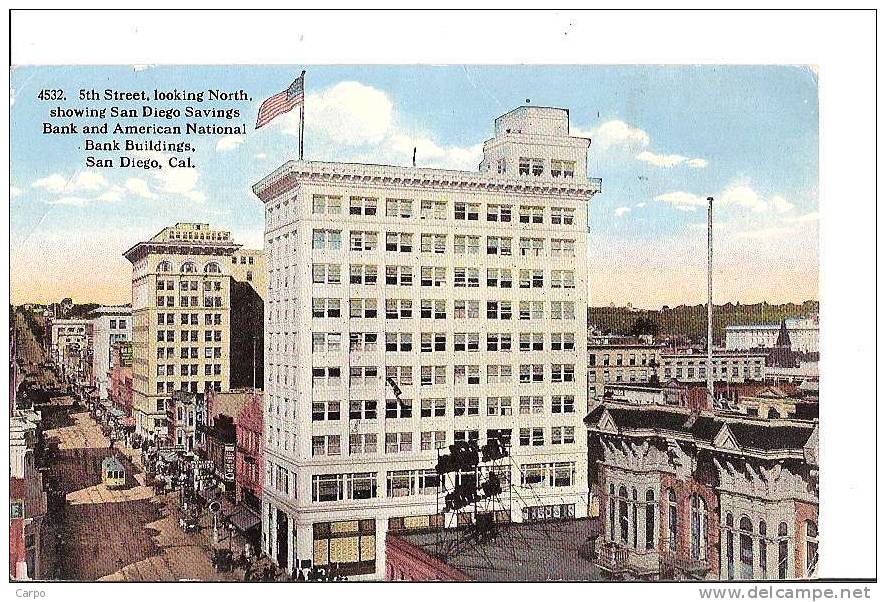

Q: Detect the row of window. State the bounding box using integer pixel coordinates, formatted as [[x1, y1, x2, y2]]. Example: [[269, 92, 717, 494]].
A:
[[311, 229, 573, 257], [310, 363, 576, 387], [157, 312, 223, 326], [589, 353, 658, 367], [157, 260, 224, 274], [665, 365, 763, 379], [156, 279, 223, 291], [156, 329, 223, 343], [156, 363, 222, 376], [309, 298, 577, 320], [153, 380, 222, 395], [156, 295, 224, 308], [307, 394, 576, 421], [311, 194, 576, 225], [311, 264, 577, 288], [311, 331, 576, 353], [156, 346, 223, 359]]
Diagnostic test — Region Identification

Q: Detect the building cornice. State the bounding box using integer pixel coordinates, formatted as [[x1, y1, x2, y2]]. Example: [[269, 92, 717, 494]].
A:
[[123, 240, 242, 263], [252, 160, 602, 203]]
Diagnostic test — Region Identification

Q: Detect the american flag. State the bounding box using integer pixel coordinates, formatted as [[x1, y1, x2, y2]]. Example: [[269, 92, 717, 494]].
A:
[[255, 72, 305, 129]]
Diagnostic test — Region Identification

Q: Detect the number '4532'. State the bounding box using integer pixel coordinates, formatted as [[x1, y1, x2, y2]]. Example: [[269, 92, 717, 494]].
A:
[[37, 89, 65, 101]]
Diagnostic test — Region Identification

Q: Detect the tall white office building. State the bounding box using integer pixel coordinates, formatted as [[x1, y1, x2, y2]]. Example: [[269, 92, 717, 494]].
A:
[[253, 106, 601, 579]]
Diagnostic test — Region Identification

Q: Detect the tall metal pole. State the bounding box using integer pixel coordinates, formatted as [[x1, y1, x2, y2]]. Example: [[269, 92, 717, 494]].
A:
[[298, 103, 304, 161], [707, 196, 715, 405]]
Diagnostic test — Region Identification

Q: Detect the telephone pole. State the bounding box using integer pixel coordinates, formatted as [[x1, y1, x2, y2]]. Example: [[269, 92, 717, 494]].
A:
[[707, 196, 715, 405]]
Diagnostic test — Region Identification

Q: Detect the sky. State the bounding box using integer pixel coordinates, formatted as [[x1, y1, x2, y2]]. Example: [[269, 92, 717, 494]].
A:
[[9, 65, 819, 308]]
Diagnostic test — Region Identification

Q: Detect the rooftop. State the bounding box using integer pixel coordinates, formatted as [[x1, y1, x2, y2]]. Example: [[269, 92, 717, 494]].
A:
[[393, 518, 602, 582]]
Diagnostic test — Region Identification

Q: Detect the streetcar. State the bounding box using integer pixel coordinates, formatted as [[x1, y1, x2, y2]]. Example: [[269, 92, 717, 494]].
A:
[[101, 455, 126, 489]]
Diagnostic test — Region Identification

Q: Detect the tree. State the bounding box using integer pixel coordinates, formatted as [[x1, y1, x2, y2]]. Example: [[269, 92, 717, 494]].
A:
[[630, 316, 659, 337]]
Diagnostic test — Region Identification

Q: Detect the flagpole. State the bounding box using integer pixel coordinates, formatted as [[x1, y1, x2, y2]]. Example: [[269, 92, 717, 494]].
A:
[[298, 70, 305, 161]]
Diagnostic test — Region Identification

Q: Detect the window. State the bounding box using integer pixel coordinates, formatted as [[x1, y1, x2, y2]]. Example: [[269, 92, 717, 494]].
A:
[[552, 395, 575, 414], [486, 268, 513, 288], [313, 229, 342, 250], [550, 159, 576, 178], [313, 194, 342, 214], [645, 490, 656, 550], [805, 521, 818, 577], [312, 332, 342, 353], [420, 266, 446, 287], [312, 400, 341, 421], [385, 332, 413, 352], [519, 205, 544, 224], [349, 196, 378, 216], [519, 333, 544, 352], [420, 332, 447, 352], [420, 431, 446, 450], [486, 396, 513, 416], [519, 237, 544, 257], [348, 399, 378, 420], [551, 270, 575, 289], [550, 238, 576, 257], [312, 263, 342, 284], [454, 364, 481, 385], [385, 432, 413, 453], [551, 364, 575, 383], [350, 264, 378, 285], [311, 474, 377, 502], [486, 364, 512, 384], [385, 265, 413, 286], [550, 333, 575, 351], [486, 332, 512, 352], [551, 426, 575, 445], [385, 198, 413, 218], [385, 398, 413, 419], [519, 301, 544, 320], [454, 201, 479, 221], [760, 521, 768, 578], [454, 430, 479, 443], [420, 233, 446, 254], [486, 236, 512, 256], [551, 301, 575, 320], [385, 232, 413, 253], [551, 207, 575, 225], [350, 231, 378, 251], [454, 396, 479, 416], [778, 522, 790, 579], [454, 300, 480, 319], [420, 398, 446, 418], [454, 332, 479, 352], [486, 300, 512, 320], [344, 332, 376, 353], [519, 365, 544, 384], [349, 298, 378, 319], [385, 298, 412, 319], [519, 394, 544, 414], [454, 235, 480, 255], [519, 269, 544, 289], [349, 433, 378, 455], [420, 299, 446, 320], [420, 199, 446, 220], [691, 494, 709, 561], [487, 204, 512, 222], [420, 365, 446, 386], [312, 434, 341, 456], [312, 298, 341, 318], [312, 367, 342, 387], [349, 366, 379, 388], [454, 267, 480, 288]]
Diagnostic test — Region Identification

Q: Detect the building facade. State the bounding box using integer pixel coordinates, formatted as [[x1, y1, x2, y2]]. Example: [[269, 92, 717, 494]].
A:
[[123, 223, 263, 438], [49, 318, 90, 383], [236, 390, 264, 509], [725, 317, 819, 354], [253, 106, 599, 579], [586, 403, 818, 581], [588, 337, 663, 403], [661, 350, 766, 384], [88, 306, 132, 400]]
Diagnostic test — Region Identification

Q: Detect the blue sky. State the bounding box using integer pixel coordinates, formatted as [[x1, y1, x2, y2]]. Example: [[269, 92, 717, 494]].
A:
[[10, 65, 819, 307]]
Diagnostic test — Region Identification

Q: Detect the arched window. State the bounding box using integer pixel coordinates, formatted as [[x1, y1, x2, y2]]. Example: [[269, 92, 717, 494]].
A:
[[739, 516, 754, 579], [759, 521, 768, 578], [204, 262, 221, 274], [618, 486, 629, 543], [645, 489, 656, 550], [181, 261, 197, 273], [778, 522, 789, 579], [631, 488, 638, 549], [667, 488, 678, 552], [608, 483, 616, 541], [691, 494, 708, 561], [158, 260, 172, 273], [805, 521, 818, 577], [725, 513, 735, 580]]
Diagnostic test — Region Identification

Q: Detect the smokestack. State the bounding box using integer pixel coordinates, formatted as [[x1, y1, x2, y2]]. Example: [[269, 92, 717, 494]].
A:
[[707, 196, 715, 406]]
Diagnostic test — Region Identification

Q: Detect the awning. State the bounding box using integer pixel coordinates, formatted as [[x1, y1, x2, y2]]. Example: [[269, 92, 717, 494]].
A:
[[226, 504, 261, 532], [123, 417, 136, 427]]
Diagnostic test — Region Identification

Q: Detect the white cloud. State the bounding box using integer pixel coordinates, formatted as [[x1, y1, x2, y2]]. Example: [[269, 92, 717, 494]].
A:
[[719, 185, 769, 212], [783, 211, 819, 224], [32, 171, 108, 194], [614, 206, 632, 217], [276, 81, 482, 170], [770, 194, 795, 214], [125, 178, 157, 199], [216, 134, 244, 152], [46, 196, 91, 207], [132, 64, 155, 72], [653, 191, 709, 212], [655, 185, 797, 216], [11, 185, 22, 198], [733, 226, 794, 240], [290, 81, 394, 146], [255, 153, 268, 160], [586, 120, 650, 151], [97, 185, 125, 202], [132, 150, 206, 203], [634, 202, 646, 208], [637, 150, 708, 169]]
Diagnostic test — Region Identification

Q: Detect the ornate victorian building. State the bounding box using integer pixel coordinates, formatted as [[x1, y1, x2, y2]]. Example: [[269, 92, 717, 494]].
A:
[[586, 402, 818, 581]]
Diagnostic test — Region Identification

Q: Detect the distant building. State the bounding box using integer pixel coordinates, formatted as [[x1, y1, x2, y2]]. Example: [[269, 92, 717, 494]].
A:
[[661, 349, 766, 384], [725, 316, 819, 353], [166, 389, 205, 452], [10, 410, 48, 580], [123, 222, 264, 438], [235, 390, 264, 509], [109, 341, 133, 417], [88, 306, 132, 400], [586, 403, 818, 580], [49, 318, 90, 383], [588, 336, 663, 404], [204, 414, 237, 492]]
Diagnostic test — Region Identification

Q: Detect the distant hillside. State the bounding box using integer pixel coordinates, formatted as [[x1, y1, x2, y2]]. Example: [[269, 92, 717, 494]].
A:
[[588, 301, 819, 343]]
